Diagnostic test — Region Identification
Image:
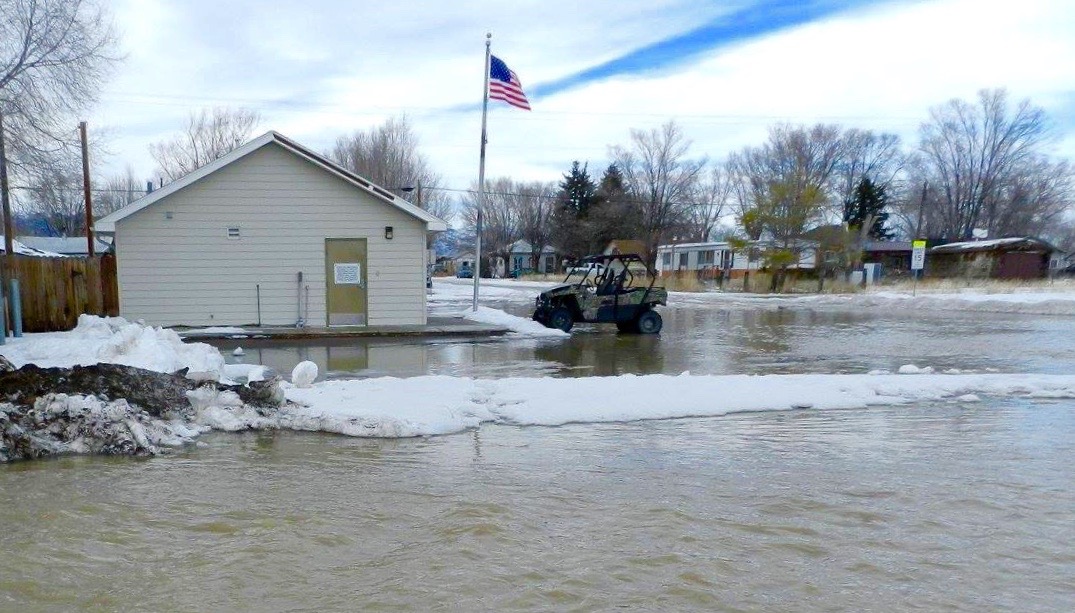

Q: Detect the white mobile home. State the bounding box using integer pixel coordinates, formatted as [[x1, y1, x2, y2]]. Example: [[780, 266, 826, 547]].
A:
[[655, 242, 735, 275], [95, 131, 447, 327], [655, 241, 817, 276]]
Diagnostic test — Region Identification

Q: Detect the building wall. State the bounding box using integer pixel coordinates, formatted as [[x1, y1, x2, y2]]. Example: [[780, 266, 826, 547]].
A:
[[114, 143, 427, 327]]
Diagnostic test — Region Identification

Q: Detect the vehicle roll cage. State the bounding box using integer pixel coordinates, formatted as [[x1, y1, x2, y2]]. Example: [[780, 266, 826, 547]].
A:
[[563, 253, 658, 297]]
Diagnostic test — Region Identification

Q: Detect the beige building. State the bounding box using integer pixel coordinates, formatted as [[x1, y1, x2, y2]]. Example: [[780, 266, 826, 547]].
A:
[[96, 131, 447, 328]]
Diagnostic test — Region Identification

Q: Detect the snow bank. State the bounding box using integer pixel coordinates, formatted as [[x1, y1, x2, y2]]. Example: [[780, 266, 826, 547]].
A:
[[463, 306, 568, 337], [671, 289, 1075, 316], [0, 315, 226, 380], [1, 393, 205, 461], [279, 372, 1075, 438]]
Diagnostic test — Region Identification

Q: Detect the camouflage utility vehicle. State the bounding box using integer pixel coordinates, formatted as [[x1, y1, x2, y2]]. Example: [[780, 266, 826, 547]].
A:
[[532, 253, 667, 333]]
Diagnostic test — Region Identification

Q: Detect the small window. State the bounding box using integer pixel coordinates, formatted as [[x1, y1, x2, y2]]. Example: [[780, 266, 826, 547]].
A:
[[662, 253, 672, 266], [679, 252, 688, 269], [227, 227, 240, 239]]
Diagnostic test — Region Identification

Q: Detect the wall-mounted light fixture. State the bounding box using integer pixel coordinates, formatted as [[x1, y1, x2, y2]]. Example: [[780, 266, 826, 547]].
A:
[[384, 226, 394, 240]]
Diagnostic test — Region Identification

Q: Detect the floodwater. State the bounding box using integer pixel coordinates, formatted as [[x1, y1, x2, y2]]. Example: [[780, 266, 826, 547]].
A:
[[3, 400, 1073, 611], [3, 280, 1075, 611], [209, 281, 1075, 380]]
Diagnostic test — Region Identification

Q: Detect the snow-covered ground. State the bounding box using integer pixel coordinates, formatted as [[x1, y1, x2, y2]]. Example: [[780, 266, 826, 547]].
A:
[[670, 288, 1075, 316], [434, 277, 1075, 316], [432, 280, 566, 336], [277, 371, 1075, 437], [0, 315, 226, 380]]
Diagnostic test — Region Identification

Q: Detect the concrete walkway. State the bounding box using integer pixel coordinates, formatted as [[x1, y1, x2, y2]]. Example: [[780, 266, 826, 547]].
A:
[[175, 317, 509, 341]]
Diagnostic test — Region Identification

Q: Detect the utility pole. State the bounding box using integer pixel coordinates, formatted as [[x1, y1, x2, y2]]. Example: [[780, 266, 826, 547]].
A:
[[915, 181, 928, 240], [0, 111, 14, 334], [80, 121, 95, 257]]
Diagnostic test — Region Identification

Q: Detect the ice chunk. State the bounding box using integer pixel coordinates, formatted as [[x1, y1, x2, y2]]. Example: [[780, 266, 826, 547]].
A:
[[292, 361, 318, 388]]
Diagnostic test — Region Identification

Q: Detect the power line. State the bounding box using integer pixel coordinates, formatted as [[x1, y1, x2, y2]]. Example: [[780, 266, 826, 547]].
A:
[[100, 92, 924, 124]]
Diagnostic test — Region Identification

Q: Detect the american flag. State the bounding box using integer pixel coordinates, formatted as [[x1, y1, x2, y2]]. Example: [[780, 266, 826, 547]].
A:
[[489, 55, 531, 111]]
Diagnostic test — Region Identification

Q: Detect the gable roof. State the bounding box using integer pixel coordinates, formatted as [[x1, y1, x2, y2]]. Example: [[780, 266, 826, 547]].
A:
[[930, 237, 1058, 254], [95, 131, 448, 233]]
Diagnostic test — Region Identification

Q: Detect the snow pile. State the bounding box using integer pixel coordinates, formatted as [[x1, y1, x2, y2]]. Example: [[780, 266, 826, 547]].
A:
[[222, 363, 269, 383], [280, 372, 1075, 438], [463, 306, 569, 337], [0, 393, 204, 462], [0, 315, 226, 380], [291, 361, 318, 387]]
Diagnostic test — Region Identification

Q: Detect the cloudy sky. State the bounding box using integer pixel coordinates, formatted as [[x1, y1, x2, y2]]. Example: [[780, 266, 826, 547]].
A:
[[92, 0, 1075, 209]]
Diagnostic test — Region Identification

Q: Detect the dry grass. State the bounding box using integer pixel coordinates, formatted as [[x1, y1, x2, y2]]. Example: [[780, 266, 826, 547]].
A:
[[518, 273, 566, 283], [661, 274, 705, 292]]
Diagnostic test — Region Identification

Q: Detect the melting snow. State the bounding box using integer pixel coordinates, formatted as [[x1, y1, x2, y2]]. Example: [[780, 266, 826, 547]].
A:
[[463, 306, 568, 337], [0, 315, 225, 380]]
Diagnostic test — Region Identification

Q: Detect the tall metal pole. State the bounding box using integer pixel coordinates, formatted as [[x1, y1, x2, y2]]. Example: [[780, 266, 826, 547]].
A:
[[473, 33, 491, 311], [80, 121, 95, 257], [0, 111, 14, 335]]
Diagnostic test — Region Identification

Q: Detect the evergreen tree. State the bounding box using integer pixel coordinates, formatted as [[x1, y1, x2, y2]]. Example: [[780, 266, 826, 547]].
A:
[[843, 177, 893, 240], [559, 161, 598, 217]]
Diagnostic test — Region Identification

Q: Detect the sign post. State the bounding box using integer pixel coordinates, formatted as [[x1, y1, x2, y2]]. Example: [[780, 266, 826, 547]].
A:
[[911, 240, 926, 296]]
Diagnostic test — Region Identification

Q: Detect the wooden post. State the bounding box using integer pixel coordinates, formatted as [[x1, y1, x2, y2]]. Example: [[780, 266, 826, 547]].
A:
[[0, 111, 14, 334], [80, 121, 95, 257]]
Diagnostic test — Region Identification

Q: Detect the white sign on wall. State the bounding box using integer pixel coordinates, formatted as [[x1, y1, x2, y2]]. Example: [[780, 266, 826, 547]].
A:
[[334, 263, 362, 285], [911, 240, 927, 271]]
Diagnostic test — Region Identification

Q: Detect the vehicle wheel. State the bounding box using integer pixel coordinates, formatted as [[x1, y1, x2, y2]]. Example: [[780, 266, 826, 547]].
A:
[[616, 320, 638, 333], [636, 310, 662, 334], [548, 307, 574, 332]]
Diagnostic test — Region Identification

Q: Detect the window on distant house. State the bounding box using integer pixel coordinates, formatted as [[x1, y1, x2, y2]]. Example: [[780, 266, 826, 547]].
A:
[[662, 253, 672, 267], [679, 253, 688, 269], [227, 227, 240, 239]]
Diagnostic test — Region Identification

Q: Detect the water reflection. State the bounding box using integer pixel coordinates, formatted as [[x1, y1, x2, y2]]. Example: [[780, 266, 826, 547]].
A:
[[210, 303, 1075, 381]]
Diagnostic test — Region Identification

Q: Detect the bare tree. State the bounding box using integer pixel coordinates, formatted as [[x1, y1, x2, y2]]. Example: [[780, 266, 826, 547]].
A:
[[149, 107, 260, 182], [21, 155, 85, 235], [916, 89, 1060, 239], [835, 129, 904, 208], [330, 115, 452, 224], [459, 178, 522, 275], [0, 0, 119, 177], [688, 164, 732, 242], [93, 165, 145, 217], [727, 124, 846, 289], [515, 181, 556, 269], [610, 121, 706, 265]]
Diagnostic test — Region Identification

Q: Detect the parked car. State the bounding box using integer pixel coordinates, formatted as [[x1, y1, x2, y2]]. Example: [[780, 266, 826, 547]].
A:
[[456, 265, 474, 279]]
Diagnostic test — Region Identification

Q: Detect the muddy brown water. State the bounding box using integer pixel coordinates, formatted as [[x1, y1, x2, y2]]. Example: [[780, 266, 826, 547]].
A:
[[2, 284, 1074, 611]]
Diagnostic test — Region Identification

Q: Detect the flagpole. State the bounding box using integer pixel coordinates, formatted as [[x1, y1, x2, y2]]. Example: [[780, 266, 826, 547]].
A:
[[473, 33, 491, 311]]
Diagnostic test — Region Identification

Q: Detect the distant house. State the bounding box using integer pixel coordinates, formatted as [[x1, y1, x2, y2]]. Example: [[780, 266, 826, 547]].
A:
[[95, 130, 447, 327], [654, 240, 817, 277], [507, 240, 562, 275], [928, 237, 1058, 279], [18, 236, 111, 256], [449, 252, 475, 274], [863, 241, 913, 274]]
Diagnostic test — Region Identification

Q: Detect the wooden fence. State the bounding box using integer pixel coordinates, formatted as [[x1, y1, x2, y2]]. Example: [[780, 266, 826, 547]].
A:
[[9, 254, 119, 332]]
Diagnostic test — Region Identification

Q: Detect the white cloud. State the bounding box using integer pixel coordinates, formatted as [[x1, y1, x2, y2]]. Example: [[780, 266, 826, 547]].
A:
[[90, 0, 1075, 208]]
